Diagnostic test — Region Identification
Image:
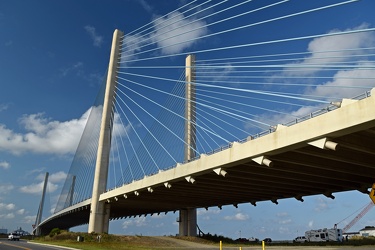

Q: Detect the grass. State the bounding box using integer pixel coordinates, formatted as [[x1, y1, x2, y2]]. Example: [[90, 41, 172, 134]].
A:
[[31, 231, 201, 250]]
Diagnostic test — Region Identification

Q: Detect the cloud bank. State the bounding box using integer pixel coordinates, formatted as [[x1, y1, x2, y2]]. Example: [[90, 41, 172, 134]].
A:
[[19, 171, 67, 195], [121, 9, 208, 64], [283, 24, 375, 77], [151, 11, 208, 55], [259, 24, 375, 126], [0, 110, 91, 155]]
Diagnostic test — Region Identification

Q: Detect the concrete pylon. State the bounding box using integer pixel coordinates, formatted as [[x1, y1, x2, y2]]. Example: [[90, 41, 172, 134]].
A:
[[35, 172, 49, 236], [88, 29, 123, 233], [179, 54, 197, 237]]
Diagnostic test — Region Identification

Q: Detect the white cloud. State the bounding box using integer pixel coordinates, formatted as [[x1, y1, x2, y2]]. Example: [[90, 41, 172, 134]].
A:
[[279, 219, 292, 225], [122, 217, 147, 229], [121, 34, 147, 64], [36, 171, 67, 183], [84, 25, 103, 47], [198, 63, 236, 83], [60, 62, 83, 77], [16, 209, 25, 215], [24, 171, 67, 198], [283, 23, 375, 76], [276, 212, 292, 225], [197, 208, 221, 221], [224, 212, 249, 221], [0, 161, 10, 169], [150, 213, 167, 219], [314, 197, 331, 212], [112, 112, 128, 138], [0, 213, 15, 219], [24, 215, 36, 224], [0, 109, 91, 155], [48, 171, 67, 183], [121, 9, 208, 65], [250, 105, 318, 131], [308, 220, 314, 228], [256, 25, 375, 129], [0, 184, 14, 194], [151, 11, 208, 55], [0, 203, 16, 219], [19, 181, 58, 194], [138, 0, 153, 13], [0, 203, 15, 211], [197, 208, 221, 216], [306, 63, 375, 98]]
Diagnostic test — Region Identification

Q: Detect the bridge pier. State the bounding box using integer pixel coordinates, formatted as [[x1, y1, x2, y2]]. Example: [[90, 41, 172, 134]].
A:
[[88, 29, 123, 233], [179, 208, 197, 236], [103, 203, 111, 233]]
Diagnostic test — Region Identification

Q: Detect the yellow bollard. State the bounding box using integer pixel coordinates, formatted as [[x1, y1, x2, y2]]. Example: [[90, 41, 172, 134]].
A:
[[239, 247, 242, 250], [219, 240, 222, 250], [262, 240, 265, 250]]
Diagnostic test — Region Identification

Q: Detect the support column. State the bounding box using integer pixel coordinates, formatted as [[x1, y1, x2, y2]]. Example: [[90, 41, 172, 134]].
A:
[[102, 203, 111, 233], [179, 54, 197, 237], [88, 29, 123, 233]]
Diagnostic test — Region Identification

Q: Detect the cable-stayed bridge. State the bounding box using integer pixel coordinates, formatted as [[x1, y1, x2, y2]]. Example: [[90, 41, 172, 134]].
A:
[[34, 0, 375, 236]]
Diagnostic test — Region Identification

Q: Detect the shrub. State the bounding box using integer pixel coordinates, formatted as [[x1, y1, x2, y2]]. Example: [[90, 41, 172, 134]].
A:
[[49, 228, 61, 238]]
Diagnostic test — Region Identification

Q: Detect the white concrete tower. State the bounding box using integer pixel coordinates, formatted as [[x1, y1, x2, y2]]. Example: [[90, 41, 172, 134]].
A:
[[35, 172, 49, 236], [88, 29, 123, 233], [179, 54, 197, 236]]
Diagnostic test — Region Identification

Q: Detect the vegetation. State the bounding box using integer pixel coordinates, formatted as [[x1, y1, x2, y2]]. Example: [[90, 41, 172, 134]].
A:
[[28, 230, 375, 250], [33, 230, 199, 250], [197, 232, 237, 243], [49, 228, 61, 237]]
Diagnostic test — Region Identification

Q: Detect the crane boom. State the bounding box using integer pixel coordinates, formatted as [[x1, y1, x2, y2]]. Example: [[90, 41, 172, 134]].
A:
[[343, 201, 375, 233]]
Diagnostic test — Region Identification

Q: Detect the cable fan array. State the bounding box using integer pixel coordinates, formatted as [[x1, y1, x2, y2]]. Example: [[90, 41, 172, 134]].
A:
[[55, 0, 375, 212]]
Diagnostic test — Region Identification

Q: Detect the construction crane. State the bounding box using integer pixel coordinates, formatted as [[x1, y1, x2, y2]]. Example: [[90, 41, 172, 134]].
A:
[[341, 201, 375, 233]]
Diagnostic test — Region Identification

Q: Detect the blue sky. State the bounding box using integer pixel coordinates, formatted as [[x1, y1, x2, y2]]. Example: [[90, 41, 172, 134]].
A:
[[1, 0, 375, 241]]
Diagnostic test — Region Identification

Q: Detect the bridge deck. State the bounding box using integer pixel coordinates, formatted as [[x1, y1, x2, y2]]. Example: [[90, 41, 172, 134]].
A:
[[40, 89, 375, 233]]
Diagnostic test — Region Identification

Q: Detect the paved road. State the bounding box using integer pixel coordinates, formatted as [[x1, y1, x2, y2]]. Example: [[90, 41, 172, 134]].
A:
[[0, 239, 73, 250]]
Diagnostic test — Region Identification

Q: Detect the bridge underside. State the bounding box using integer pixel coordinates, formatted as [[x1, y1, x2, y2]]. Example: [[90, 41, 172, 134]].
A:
[[39, 207, 90, 235], [108, 126, 375, 218]]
